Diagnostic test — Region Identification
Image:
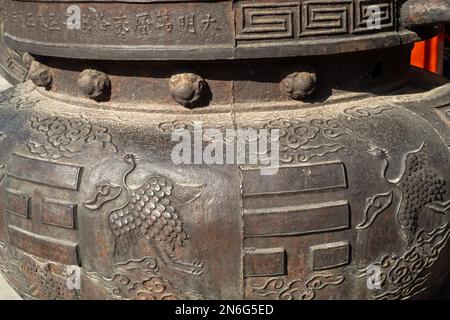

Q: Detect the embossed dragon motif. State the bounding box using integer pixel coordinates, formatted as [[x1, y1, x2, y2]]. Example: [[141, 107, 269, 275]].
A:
[[357, 143, 449, 244], [27, 114, 118, 160], [84, 153, 204, 276], [248, 273, 345, 300]]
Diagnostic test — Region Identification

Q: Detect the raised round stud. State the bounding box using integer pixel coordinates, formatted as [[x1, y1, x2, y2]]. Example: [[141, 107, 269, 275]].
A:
[[28, 61, 52, 89], [77, 69, 111, 101], [169, 73, 205, 108], [280, 67, 317, 100]]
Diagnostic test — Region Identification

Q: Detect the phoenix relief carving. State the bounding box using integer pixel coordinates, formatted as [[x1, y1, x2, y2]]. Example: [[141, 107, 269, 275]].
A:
[[357, 143, 449, 244], [84, 153, 204, 276]]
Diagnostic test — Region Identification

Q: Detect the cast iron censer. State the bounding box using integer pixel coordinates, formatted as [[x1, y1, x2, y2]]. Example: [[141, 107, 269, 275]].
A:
[[0, 0, 449, 300]]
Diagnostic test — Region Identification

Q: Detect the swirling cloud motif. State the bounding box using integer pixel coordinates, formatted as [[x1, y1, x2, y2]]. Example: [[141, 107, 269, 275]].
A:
[[84, 181, 123, 210], [343, 105, 393, 119], [356, 190, 394, 230], [249, 273, 345, 300], [27, 115, 117, 159], [355, 223, 450, 300]]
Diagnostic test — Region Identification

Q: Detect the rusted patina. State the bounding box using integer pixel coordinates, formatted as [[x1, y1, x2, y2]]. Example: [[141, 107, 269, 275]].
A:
[[1, 0, 420, 60], [0, 0, 449, 300], [400, 0, 450, 27]]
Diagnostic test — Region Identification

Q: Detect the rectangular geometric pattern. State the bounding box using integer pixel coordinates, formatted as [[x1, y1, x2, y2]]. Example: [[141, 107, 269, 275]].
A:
[[5, 188, 31, 219], [8, 225, 80, 265], [236, 0, 395, 40], [301, 0, 353, 36], [42, 199, 77, 230], [244, 248, 287, 277], [310, 240, 351, 270]]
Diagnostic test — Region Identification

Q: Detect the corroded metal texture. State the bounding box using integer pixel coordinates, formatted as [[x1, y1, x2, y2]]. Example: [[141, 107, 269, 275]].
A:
[[0, 42, 27, 84], [0, 0, 449, 300], [400, 0, 450, 28], [0, 0, 28, 84], [0, 0, 422, 60]]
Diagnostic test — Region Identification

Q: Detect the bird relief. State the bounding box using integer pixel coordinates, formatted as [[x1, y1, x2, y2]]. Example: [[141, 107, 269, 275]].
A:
[[357, 142, 449, 244], [84, 153, 205, 276]]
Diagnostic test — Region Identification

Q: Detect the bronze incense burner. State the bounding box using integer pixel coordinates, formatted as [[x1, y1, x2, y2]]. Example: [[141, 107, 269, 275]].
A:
[[0, 0, 449, 300]]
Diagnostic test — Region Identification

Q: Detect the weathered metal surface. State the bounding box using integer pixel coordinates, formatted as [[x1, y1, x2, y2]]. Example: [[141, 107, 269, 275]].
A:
[[0, 0, 28, 84], [0, 0, 449, 300], [22, 45, 413, 104], [400, 0, 450, 28], [0, 0, 422, 60], [0, 42, 27, 84]]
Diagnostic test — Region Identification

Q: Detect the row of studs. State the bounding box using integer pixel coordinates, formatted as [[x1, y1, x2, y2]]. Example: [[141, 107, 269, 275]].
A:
[[27, 58, 318, 107]]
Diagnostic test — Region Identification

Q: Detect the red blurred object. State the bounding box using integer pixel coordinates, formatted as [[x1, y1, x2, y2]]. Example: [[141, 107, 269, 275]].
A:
[[411, 33, 445, 74]]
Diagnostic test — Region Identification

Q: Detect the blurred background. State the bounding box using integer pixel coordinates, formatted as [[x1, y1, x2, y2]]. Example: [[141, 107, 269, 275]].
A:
[[411, 24, 450, 79]]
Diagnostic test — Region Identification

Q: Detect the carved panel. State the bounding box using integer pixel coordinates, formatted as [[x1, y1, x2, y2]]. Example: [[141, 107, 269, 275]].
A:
[[41, 199, 76, 230], [244, 200, 350, 237], [2, 150, 84, 275], [7, 153, 82, 190], [236, 3, 300, 40], [244, 248, 287, 277], [5, 188, 31, 219], [241, 156, 352, 298], [310, 240, 351, 271], [2, 0, 397, 59], [8, 226, 80, 266], [241, 162, 348, 196], [235, 0, 396, 42], [84, 153, 204, 276], [301, 1, 352, 36]]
